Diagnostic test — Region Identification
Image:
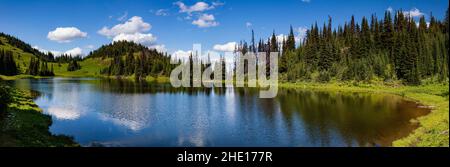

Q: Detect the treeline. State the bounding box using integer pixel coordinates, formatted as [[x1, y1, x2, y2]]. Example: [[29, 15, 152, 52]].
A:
[[26, 57, 54, 76], [95, 41, 175, 80], [57, 54, 83, 72], [87, 40, 152, 59], [236, 9, 449, 85], [0, 49, 19, 76]]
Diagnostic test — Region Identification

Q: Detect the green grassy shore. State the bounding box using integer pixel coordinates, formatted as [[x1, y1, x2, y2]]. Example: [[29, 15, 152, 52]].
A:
[[0, 85, 79, 147]]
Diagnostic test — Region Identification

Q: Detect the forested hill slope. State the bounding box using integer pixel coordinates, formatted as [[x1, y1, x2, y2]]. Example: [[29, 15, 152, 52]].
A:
[[236, 9, 449, 85], [87, 41, 175, 79]]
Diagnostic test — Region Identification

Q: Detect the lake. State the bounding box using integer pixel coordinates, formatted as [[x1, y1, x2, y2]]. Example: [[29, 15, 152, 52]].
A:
[[9, 77, 429, 147]]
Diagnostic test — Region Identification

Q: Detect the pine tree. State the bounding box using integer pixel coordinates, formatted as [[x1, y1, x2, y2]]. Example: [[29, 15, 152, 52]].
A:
[[286, 26, 296, 51]]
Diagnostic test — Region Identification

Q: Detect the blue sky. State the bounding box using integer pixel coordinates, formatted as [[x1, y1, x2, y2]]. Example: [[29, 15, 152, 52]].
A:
[[0, 0, 448, 57]]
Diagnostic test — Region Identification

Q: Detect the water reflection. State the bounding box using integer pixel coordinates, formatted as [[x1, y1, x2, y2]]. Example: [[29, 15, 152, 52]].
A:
[[47, 107, 81, 120], [9, 78, 429, 147], [277, 90, 429, 146]]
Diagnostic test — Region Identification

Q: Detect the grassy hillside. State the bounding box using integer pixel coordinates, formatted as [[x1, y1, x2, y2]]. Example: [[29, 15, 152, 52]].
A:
[[0, 36, 35, 74], [51, 57, 110, 77]]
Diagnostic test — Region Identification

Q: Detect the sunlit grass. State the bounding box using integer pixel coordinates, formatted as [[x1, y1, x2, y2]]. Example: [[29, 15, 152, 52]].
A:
[[51, 58, 111, 77]]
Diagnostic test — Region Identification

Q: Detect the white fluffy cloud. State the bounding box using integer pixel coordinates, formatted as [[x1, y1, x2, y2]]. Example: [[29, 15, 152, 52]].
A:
[[172, 50, 192, 60], [301, 0, 311, 3], [174, 1, 220, 14], [99, 16, 166, 50], [33, 46, 47, 53], [148, 44, 167, 53], [213, 42, 237, 52], [64, 47, 83, 56], [192, 14, 219, 28], [405, 8, 424, 17], [175, 1, 223, 28], [297, 26, 308, 42], [275, 34, 298, 43], [47, 27, 87, 43], [113, 33, 157, 46], [98, 16, 151, 38], [276, 34, 287, 43]]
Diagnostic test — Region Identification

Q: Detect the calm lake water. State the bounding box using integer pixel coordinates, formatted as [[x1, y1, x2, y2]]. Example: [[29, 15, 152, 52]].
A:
[[10, 77, 429, 147]]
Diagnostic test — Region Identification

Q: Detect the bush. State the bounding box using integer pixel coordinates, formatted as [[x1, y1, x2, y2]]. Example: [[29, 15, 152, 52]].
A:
[[0, 84, 13, 110]]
